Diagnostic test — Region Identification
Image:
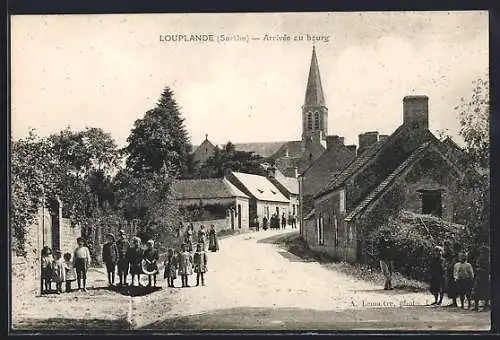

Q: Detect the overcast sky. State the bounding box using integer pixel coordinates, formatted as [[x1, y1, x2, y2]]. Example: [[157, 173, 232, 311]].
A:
[[11, 11, 488, 147]]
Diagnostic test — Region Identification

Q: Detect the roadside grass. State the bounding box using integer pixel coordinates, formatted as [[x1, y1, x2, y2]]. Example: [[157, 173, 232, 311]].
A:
[[280, 232, 428, 292]]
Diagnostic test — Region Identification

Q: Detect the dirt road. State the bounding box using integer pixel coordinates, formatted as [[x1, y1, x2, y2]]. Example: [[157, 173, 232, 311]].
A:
[[12, 229, 491, 331]]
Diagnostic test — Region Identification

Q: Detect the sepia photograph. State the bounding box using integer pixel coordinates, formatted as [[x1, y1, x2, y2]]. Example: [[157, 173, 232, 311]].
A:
[[9, 11, 490, 332]]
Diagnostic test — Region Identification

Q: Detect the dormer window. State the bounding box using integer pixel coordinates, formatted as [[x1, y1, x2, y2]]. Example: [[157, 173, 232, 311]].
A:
[[257, 189, 264, 194], [270, 190, 276, 195]]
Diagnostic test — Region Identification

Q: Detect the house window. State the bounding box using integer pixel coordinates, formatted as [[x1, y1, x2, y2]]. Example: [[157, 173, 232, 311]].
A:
[[339, 190, 346, 213], [317, 213, 324, 245], [307, 112, 313, 130], [419, 189, 443, 217], [314, 111, 320, 129], [333, 214, 339, 247]]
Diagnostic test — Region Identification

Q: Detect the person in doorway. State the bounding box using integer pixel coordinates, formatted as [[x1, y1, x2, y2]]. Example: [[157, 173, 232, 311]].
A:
[[63, 252, 76, 292], [116, 229, 130, 286], [454, 252, 474, 309], [281, 213, 287, 230], [429, 246, 445, 305], [443, 240, 458, 307], [193, 243, 208, 286], [208, 225, 219, 252], [51, 250, 65, 294], [102, 233, 118, 286], [164, 248, 178, 288], [178, 243, 193, 287], [127, 236, 144, 287], [73, 237, 91, 292], [143, 239, 159, 287], [41, 246, 54, 294], [262, 216, 268, 231], [472, 244, 490, 311]]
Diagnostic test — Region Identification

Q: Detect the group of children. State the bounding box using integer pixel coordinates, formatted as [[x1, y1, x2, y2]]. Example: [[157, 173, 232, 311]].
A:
[[429, 242, 490, 311], [164, 243, 208, 288], [40, 237, 91, 294]]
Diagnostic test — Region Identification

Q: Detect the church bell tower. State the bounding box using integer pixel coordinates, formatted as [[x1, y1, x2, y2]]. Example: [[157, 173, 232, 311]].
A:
[[302, 46, 328, 141]]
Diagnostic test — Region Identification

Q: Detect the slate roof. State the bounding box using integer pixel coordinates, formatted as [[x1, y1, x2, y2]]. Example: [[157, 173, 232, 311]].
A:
[[314, 124, 409, 198], [344, 140, 463, 222], [274, 176, 299, 195], [344, 142, 431, 222], [172, 178, 248, 200], [271, 140, 303, 159], [230, 172, 289, 203], [304, 46, 325, 106]]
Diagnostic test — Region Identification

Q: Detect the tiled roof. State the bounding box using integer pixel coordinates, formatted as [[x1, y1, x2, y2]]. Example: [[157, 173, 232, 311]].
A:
[[343, 141, 432, 222], [275, 176, 299, 195], [314, 124, 409, 198], [230, 172, 289, 203], [233, 141, 287, 158], [172, 178, 248, 200]]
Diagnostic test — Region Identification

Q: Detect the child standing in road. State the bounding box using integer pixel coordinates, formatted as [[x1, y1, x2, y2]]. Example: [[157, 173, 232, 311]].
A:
[[102, 233, 119, 286], [164, 248, 178, 288], [127, 237, 144, 287], [193, 243, 208, 286], [73, 237, 91, 292], [454, 252, 474, 309], [52, 251, 65, 294], [143, 239, 159, 287], [41, 246, 54, 294], [116, 229, 130, 287], [178, 243, 193, 288], [63, 252, 76, 292]]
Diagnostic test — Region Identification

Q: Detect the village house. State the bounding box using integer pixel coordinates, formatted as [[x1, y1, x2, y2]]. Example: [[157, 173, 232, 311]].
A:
[[264, 165, 300, 225], [191, 134, 217, 166], [172, 177, 250, 230], [305, 95, 464, 263], [225, 171, 290, 228]]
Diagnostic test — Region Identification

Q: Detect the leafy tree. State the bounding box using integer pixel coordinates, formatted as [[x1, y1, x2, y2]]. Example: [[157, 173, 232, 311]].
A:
[[125, 87, 193, 177], [197, 141, 265, 178], [453, 76, 490, 255]]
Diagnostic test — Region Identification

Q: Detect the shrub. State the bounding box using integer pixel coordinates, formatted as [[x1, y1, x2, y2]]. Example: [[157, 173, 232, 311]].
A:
[[366, 210, 464, 282]]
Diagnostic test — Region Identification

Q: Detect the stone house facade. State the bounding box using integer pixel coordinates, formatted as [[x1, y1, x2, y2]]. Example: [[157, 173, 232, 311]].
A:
[[307, 95, 464, 263]]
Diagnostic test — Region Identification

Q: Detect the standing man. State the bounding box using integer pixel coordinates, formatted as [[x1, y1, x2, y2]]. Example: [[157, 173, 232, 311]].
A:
[[262, 215, 268, 231], [116, 229, 130, 287], [281, 213, 287, 230], [254, 215, 260, 231], [292, 214, 297, 229]]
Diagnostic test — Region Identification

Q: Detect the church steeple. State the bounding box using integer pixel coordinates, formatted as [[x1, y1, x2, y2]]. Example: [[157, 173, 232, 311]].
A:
[[304, 46, 325, 106], [302, 46, 328, 141]]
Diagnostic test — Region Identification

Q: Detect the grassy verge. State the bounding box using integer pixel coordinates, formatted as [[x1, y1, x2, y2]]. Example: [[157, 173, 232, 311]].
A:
[[279, 232, 428, 292]]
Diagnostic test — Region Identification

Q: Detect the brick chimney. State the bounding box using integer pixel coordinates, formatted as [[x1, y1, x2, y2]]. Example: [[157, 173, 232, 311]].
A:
[[267, 166, 277, 178], [325, 135, 340, 150], [339, 137, 345, 145], [403, 95, 429, 130], [358, 131, 379, 156], [379, 134, 389, 142], [346, 144, 357, 155]]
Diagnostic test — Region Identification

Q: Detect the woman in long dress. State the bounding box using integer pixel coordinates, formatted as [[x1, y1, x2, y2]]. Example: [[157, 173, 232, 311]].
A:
[[198, 225, 207, 250], [185, 224, 194, 252], [208, 225, 219, 252]]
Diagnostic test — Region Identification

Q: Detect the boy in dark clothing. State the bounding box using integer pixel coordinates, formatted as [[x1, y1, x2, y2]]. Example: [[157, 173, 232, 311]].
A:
[[429, 246, 445, 305], [102, 233, 118, 286], [281, 213, 287, 230], [193, 243, 208, 286], [116, 229, 130, 286], [473, 245, 490, 311], [127, 237, 144, 287]]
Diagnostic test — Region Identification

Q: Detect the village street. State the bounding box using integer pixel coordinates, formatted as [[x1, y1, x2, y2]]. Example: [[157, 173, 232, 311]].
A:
[[12, 229, 490, 332]]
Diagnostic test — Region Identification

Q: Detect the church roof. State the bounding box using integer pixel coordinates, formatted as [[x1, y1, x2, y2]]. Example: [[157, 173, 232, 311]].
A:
[[271, 140, 303, 159], [304, 46, 325, 106], [172, 178, 248, 200], [230, 172, 289, 203]]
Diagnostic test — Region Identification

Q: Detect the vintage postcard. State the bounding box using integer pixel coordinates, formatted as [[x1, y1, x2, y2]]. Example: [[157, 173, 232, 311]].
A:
[[9, 11, 490, 332]]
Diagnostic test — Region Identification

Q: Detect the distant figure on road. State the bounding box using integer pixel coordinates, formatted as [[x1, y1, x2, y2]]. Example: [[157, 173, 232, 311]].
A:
[[198, 225, 207, 250], [185, 224, 194, 252], [429, 246, 445, 305], [208, 225, 219, 252], [164, 248, 178, 288], [193, 243, 208, 286], [178, 244, 193, 287], [281, 213, 287, 230], [73, 237, 91, 292], [127, 237, 144, 287], [292, 214, 297, 229], [102, 233, 118, 286], [116, 229, 130, 287], [262, 216, 268, 231]]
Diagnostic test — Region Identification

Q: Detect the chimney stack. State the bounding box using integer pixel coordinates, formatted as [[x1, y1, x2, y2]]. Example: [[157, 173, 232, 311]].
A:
[[379, 134, 389, 142], [403, 95, 429, 130], [339, 137, 345, 145], [325, 135, 340, 150], [267, 166, 277, 178], [346, 144, 357, 155], [358, 131, 379, 156]]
